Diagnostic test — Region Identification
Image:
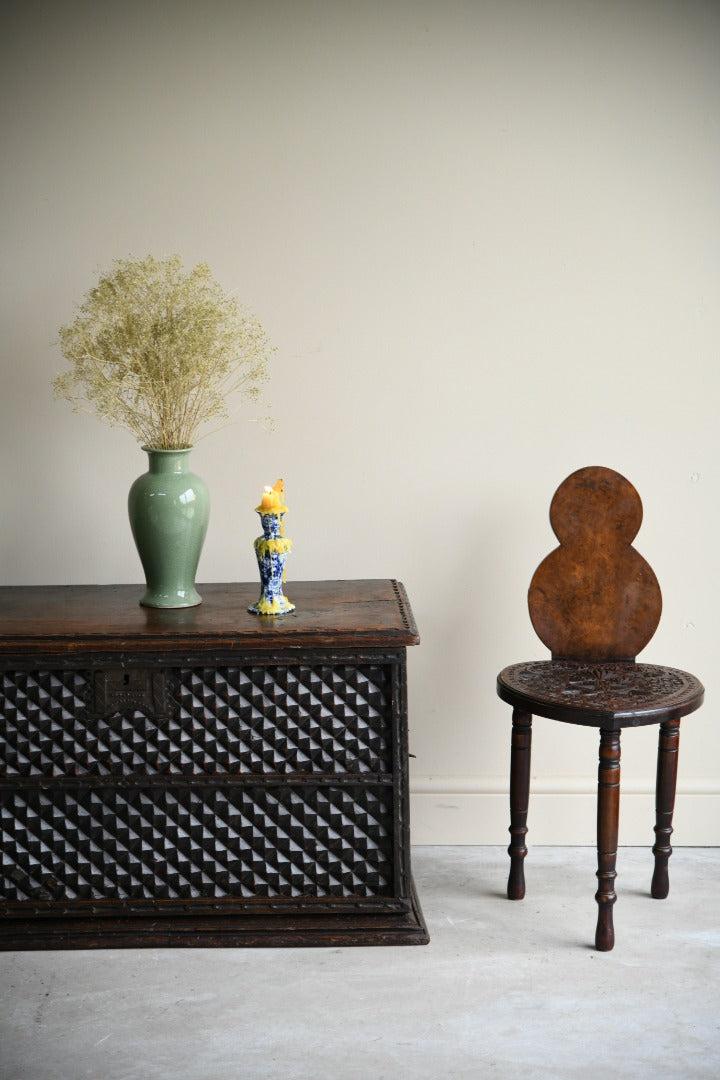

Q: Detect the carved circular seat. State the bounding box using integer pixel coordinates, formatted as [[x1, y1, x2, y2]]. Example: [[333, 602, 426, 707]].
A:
[[496, 466, 705, 951], [497, 661, 704, 729]]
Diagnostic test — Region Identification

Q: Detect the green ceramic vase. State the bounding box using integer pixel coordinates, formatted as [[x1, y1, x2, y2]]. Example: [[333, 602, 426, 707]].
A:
[[128, 447, 210, 608]]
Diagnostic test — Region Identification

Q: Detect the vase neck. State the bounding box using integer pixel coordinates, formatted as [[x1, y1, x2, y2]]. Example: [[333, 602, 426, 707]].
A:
[[257, 511, 286, 539], [143, 447, 192, 474]]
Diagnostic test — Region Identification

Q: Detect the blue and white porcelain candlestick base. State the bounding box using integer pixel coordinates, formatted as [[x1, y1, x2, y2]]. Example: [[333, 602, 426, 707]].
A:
[[248, 511, 295, 615]]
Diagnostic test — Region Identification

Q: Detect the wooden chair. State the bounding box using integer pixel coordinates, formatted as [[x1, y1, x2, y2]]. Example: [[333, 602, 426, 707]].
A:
[[496, 466, 704, 951]]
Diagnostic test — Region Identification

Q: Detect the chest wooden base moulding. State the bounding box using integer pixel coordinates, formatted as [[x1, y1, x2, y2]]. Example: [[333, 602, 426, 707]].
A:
[[0, 580, 428, 949]]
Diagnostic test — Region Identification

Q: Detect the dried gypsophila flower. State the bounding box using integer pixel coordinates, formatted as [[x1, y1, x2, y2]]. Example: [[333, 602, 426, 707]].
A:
[[54, 255, 273, 449]]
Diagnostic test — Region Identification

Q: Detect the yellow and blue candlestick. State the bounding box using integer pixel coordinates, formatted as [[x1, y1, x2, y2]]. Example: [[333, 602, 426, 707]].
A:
[[248, 479, 295, 616]]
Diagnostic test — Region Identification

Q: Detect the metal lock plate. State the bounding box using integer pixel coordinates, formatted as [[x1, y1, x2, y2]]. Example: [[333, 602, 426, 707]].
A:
[[93, 668, 167, 717]]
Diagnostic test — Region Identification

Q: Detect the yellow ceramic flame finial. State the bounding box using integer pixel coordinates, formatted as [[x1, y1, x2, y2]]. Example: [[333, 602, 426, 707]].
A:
[[256, 478, 287, 513]]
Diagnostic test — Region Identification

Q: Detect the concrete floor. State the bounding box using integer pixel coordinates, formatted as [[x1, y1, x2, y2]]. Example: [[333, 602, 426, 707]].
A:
[[1, 847, 719, 1080]]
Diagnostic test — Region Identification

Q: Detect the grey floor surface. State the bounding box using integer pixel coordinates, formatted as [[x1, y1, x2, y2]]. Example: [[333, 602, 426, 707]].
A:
[[1, 846, 719, 1080]]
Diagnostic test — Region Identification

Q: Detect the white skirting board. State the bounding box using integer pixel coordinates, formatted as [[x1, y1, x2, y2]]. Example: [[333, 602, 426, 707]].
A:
[[410, 776, 720, 846]]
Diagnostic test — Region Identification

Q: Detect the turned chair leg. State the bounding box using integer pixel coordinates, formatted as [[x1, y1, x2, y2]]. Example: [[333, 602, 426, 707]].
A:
[[507, 708, 532, 900], [595, 728, 621, 951], [652, 719, 681, 899]]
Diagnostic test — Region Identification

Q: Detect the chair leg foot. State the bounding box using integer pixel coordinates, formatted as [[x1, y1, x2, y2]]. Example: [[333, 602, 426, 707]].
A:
[[507, 861, 526, 901], [507, 709, 532, 900], [651, 875, 669, 901], [595, 901, 616, 952], [652, 719, 680, 900], [595, 728, 621, 951]]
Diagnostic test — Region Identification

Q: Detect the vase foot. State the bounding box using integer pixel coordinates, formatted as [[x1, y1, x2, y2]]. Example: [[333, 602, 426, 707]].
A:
[[248, 597, 295, 616], [140, 588, 203, 609]]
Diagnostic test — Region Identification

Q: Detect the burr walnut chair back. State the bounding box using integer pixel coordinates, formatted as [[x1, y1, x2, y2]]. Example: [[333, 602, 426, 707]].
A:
[[527, 465, 662, 661]]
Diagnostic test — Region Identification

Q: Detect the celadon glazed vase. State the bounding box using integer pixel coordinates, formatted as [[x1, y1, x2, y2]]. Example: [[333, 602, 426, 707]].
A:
[[128, 447, 210, 608]]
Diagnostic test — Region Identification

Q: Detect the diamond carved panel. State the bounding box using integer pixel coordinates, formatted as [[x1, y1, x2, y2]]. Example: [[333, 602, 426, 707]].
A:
[[1, 784, 393, 902], [172, 665, 392, 774], [0, 665, 393, 777], [0, 671, 90, 775]]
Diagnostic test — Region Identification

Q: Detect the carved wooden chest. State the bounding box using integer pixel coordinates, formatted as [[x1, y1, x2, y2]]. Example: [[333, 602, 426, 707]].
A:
[[0, 581, 428, 948]]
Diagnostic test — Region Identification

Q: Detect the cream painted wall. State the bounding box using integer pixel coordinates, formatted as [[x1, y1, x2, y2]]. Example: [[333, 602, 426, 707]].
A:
[[1, 0, 718, 844]]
